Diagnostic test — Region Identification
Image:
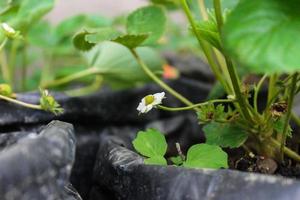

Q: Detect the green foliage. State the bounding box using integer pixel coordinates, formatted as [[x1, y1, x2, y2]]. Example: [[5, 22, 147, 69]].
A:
[[197, 104, 232, 124], [273, 117, 292, 137], [150, 0, 178, 9], [73, 30, 95, 51], [203, 122, 248, 148], [84, 41, 163, 88], [127, 5, 167, 45], [85, 28, 120, 44], [194, 14, 222, 50], [113, 34, 149, 49], [73, 5, 167, 50], [223, 0, 300, 74], [183, 144, 228, 169], [133, 129, 167, 165], [145, 156, 167, 165], [132, 128, 228, 169], [170, 156, 184, 166], [39, 90, 64, 115], [10, 0, 54, 32]]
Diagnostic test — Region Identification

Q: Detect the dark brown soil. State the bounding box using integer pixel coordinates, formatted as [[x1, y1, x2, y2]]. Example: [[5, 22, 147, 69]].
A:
[[228, 148, 300, 179]]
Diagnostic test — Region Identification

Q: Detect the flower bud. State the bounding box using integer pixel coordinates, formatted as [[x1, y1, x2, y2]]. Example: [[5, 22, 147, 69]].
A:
[[1, 23, 17, 39], [0, 83, 13, 97]]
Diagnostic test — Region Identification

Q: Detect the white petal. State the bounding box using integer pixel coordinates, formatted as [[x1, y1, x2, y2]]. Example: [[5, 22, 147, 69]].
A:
[[1, 23, 15, 34], [145, 105, 153, 113], [152, 92, 165, 105], [137, 99, 146, 112]]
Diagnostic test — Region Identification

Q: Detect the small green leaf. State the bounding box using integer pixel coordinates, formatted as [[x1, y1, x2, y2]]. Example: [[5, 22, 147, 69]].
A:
[[145, 156, 167, 165], [14, 0, 54, 31], [194, 20, 222, 50], [223, 0, 300, 74], [170, 156, 183, 166], [203, 122, 248, 148], [85, 28, 121, 44], [39, 90, 64, 115], [273, 117, 292, 137], [132, 128, 167, 158], [183, 144, 228, 169], [127, 5, 167, 45], [112, 34, 149, 49], [73, 30, 95, 51]]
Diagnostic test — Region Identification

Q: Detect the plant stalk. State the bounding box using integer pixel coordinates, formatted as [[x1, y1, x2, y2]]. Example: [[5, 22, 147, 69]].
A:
[[0, 94, 42, 110], [270, 138, 300, 162], [157, 99, 234, 111], [280, 73, 298, 161], [212, 0, 253, 123], [131, 49, 196, 109], [65, 75, 103, 97], [198, 0, 209, 20], [41, 67, 98, 88], [179, 0, 231, 94]]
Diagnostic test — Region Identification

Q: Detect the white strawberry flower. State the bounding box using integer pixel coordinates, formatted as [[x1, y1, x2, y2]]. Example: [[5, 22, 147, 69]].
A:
[[137, 92, 165, 114]]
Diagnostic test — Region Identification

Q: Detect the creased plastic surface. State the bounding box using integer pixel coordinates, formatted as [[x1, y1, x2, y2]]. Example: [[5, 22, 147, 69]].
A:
[[93, 131, 300, 200], [0, 120, 82, 200]]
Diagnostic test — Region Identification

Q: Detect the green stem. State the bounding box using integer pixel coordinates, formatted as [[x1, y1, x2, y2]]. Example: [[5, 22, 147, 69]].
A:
[[0, 38, 10, 84], [21, 43, 28, 91], [292, 112, 300, 127], [41, 67, 98, 88], [0, 94, 42, 110], [212, 0, 253, 123], [198, 0, 209, 20], [9, 40, 18, 87], [131, 49, 196, 109], [280, 73, 298, 161], [0, 38, 7, 50], [65, 75, 103, 97], [254, 74, 267, 113], [270, 138, 300, 162], [213, 0, 223, 33], [157, 99, 234, 111], [224, 57, 253, 123], [267, 73, 278, 105], [179, 0, 230, 94]]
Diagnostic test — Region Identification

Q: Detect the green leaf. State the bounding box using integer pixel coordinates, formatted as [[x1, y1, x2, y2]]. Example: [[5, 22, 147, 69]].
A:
[[145, 156, 167, 165], [207, 82, 226, 100], [73, 30, 95, 51], [78, 28, 149, 49], [83, 41, 163, 87], [14, 0, 54, 31], [112, 34, 149, 49], [170, 156, 183, 166], [194, 19, 222, 50], [183, 144, 228, 169], [150, 0, 178, 9], [203, 122, 248, 148], [223, 0, 300, 74], [273, 117, 292, 137], [85, 28, 121, 44], [133, 128, 167, 158], [127, 5, 167, 45], [28, 21, 56, 48], [55, 14, 111, 39]]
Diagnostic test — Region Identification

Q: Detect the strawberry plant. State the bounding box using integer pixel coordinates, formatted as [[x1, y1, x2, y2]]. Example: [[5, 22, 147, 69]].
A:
[[69, 0, 300, 169]]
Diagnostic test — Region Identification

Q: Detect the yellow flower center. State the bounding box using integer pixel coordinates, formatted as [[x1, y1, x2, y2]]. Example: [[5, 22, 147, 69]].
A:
[[145, 95, 155, 105]]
